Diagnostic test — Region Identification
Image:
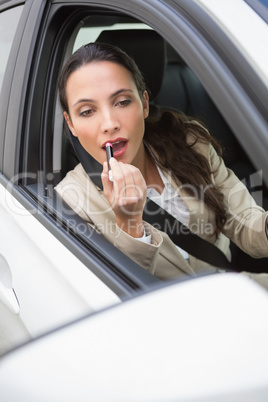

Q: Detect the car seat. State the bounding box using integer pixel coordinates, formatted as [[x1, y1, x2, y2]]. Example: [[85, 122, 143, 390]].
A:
[[155, 44, 253, 173]]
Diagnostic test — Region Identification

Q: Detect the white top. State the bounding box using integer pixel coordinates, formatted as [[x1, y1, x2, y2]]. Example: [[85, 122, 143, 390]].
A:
[[139, 165, 190, 260]]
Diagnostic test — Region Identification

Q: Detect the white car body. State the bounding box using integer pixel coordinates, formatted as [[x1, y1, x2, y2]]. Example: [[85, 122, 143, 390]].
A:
[[0, 0, 268, 400], [1, 274, 268, 401], [195, 0, 268, 85]]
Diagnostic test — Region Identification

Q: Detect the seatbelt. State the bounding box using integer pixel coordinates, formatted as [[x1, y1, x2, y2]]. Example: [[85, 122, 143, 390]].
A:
[[144, 199, 234, 270]]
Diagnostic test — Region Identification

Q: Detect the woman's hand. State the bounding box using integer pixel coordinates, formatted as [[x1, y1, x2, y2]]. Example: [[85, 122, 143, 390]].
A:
[[101, 157, 147, 238]]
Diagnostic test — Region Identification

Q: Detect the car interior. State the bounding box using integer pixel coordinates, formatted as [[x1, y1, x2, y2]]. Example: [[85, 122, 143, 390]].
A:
[[26, 12, 268, 277]]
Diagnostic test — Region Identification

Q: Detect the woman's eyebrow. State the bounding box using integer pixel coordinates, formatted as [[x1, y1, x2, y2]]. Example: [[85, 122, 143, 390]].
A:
[[72, 89, 134, 107], [110, 88, 134, 98], [73, 98, 93, 107]]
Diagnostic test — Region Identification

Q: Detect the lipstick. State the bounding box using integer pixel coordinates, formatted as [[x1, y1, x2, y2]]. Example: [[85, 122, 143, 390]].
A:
[[105, 142, 114, 182]]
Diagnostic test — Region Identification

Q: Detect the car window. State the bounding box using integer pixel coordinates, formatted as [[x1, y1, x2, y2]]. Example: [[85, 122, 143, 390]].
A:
[[0, 5, 23, 94], [26, 8, 268, 282]]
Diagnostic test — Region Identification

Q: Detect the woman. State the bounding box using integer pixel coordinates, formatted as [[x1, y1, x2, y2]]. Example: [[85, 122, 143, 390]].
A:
[[56, 42, 268, 287]]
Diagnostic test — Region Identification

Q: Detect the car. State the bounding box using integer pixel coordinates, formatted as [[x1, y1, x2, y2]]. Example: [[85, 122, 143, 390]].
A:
[[0, 0, 268, 400]]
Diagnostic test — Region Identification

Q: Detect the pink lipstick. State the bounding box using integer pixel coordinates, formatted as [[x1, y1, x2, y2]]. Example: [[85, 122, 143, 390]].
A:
[[105, 142, 114, 182]]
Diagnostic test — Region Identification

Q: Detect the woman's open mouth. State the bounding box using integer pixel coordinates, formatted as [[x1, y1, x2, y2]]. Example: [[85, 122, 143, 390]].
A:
[[103, 140, 128, 158]]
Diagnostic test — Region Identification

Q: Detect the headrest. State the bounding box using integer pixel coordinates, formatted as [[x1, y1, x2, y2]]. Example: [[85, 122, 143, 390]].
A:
[[96, 29, 165, 100]]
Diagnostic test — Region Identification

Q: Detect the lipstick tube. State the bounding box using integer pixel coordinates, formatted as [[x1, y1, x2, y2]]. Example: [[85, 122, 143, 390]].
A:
[[105, 142, 114, 182]]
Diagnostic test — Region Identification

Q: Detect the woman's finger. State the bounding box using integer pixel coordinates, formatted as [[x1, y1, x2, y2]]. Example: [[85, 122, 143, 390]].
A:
[[120, 167, 143, 205], [109, 158, 126, 202], [101, 161, 114, 195]]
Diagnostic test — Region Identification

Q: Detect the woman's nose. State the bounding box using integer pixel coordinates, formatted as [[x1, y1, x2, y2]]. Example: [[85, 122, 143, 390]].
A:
[[101, 110, 120, 134]]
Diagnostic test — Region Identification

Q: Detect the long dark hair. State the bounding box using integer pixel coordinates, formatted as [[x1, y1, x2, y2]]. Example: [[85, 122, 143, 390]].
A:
[[145, 113, 226, 236], [58, 42, 226, 236]]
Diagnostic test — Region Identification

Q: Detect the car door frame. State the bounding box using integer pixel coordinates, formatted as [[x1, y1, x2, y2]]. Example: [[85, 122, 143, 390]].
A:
[[1, 0, 267, 300]]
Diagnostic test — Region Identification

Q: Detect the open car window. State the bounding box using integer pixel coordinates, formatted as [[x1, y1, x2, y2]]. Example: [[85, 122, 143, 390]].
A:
[[23, 6, 268, 283]]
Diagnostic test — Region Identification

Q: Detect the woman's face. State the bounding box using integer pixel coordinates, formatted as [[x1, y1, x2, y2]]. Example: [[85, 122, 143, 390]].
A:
[[65, 61, 149, 167]]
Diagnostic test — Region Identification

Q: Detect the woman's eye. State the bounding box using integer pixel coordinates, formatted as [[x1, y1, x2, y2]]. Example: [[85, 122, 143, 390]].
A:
[[79, 109, 94, 117], [117, 99, 131, 107]]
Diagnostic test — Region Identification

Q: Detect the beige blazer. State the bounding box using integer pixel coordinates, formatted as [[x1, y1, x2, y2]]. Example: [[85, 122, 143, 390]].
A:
[[55, 140, 268, 287]]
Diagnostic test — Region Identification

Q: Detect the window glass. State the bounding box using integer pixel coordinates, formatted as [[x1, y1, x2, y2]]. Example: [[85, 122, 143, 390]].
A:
[[0, 5, 23, 93]]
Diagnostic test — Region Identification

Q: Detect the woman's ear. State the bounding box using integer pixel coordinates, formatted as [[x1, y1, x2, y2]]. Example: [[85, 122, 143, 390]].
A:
[[64, 112, 77, 137], [143, 91, 149, 119]]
